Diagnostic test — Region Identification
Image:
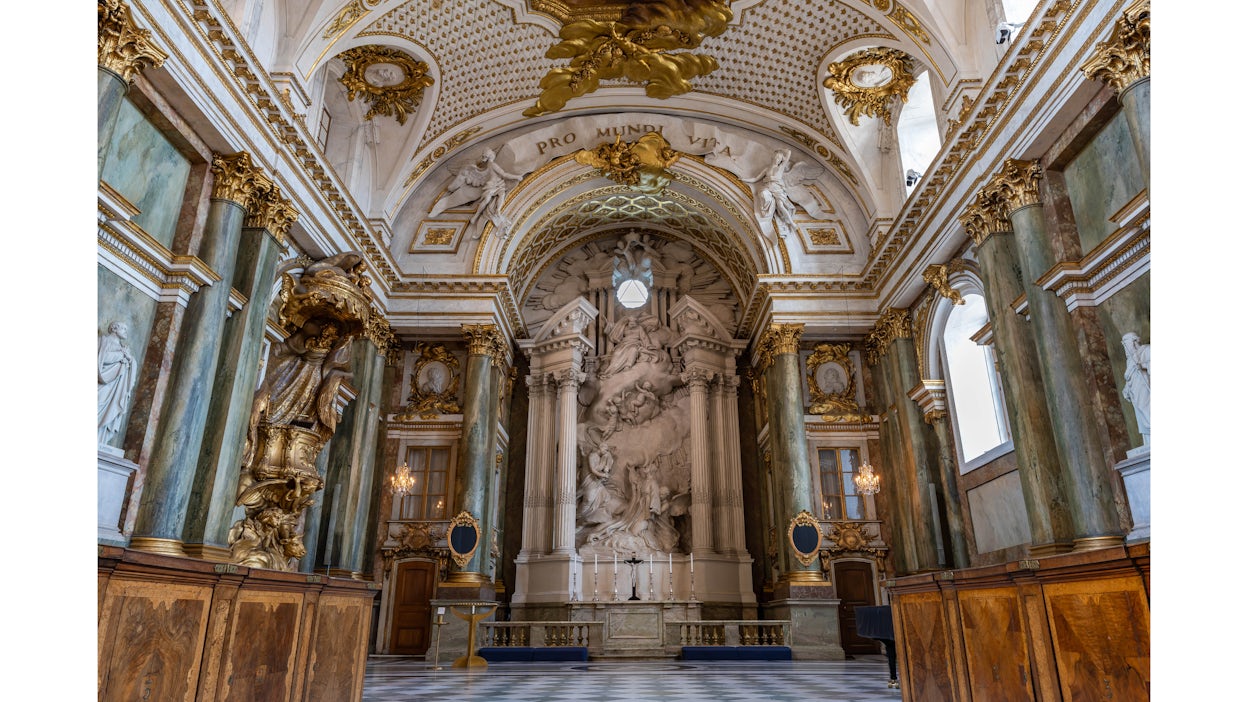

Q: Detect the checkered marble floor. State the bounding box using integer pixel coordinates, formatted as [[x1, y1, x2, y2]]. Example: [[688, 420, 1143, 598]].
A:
[[364, 656, 904, 701]]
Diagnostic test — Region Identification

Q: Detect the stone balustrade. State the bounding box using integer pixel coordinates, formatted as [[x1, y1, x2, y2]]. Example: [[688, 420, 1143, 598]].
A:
[[671, 620, 790, 647]]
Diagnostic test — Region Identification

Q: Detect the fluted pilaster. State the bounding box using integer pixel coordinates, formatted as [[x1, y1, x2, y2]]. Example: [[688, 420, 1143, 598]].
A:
[[552, 369, 585, 554], [683, 369, 714, 556]]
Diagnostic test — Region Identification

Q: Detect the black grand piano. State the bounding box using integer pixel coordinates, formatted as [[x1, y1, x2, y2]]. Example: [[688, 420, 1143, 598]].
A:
[[854, 605, 899, 689]]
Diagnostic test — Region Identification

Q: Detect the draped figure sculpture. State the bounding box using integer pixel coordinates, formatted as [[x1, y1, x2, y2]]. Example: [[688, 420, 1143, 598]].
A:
[[1121, 332, 1150, 446], [98, 321, 137, 447], [429, 148, 523, 239]]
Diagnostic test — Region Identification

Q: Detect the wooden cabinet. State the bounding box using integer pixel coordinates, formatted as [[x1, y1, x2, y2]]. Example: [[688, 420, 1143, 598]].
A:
[[98, 547, 377, 702], [888, 543, 1149, 702]]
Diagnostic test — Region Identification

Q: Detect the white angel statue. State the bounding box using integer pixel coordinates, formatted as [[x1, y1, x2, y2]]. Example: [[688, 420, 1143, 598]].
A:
[[429, 149, 523, 238], [740, 149, 832, 238]]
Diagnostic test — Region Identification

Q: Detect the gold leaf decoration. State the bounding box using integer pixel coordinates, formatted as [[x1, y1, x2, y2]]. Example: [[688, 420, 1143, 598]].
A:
[[338, 45, 435, 125], [823, 47, 916, 126], [524, 0, 733, 117], [573, 132, 681, 194]]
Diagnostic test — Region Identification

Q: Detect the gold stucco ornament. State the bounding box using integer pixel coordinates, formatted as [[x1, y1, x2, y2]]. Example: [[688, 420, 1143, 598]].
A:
[[338, 45, 435, 125], [228, 253, 373, 571], [822, 47, 916, 126], [574, 132, 681, 194], [399, 343, 462, 420], [805, 343, 862, 418], [524, 0, 732, 117]]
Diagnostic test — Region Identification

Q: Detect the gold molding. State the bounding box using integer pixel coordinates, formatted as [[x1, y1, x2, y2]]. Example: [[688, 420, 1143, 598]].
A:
[[210, 152, 268, 207], [98, 0, 168, 82], [573, 132, 681, 194], [864, 307, 911, 366], [338, 45, 435, 125], [399, 342, 462, 420], [922, 263, 964, 305], [447, 511, 482, 569], [787, 510, 822, 567], [822, 47, 916, 126], [323, 0, 382, 39], [1080, 0, 1150, 94], [986, 159, 1043, 213], [524, 0, 733, 117], [128, 536, 187, 557]]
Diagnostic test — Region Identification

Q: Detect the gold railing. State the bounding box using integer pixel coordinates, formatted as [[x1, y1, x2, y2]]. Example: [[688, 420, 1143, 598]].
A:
[[672, 620, 790, 646], [479, 621, 602, 648]]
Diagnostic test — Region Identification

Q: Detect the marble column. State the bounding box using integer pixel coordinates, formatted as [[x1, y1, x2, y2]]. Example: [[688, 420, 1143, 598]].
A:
[[1081, 0, 1150, 188], [758, 324, 822, 582], [552, 368, 585, 554], [98, 0, 167, 177], [721, 376, 748, 554], [684, 369, 715, 556], [131, 153, 268, 556], [989, 161, 1122, 548], [183, 185, 295, 558], [520, 373, 552, 555], [926, 411, 971, 569], [448, 324, 505, 584], [960, 194, 1074, 555], [884, 332, 942, 571], [320, 333, 388, 577]]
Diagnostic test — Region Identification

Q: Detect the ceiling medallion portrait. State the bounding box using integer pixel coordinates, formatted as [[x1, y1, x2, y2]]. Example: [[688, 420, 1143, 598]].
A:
[[337, 45, 435, 125], [573, 132, 681, 194], [524, 0, 733, 117], [823, 47, 916, 126]]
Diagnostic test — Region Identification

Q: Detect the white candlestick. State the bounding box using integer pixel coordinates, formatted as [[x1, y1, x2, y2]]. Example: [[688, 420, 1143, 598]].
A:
[[595, 554, 598, 574], [668, 553, 672, 573], [649, 556, 653, 574], [690, 553, 694, 573], [614, 553, 617, 573]]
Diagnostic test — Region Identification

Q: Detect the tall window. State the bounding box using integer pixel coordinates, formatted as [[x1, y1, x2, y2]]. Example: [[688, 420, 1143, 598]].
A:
[[317, 108, 332, 151], [398, 446, 451, 519], [818, 448, 866, 520], [941, 294, 1010, 469], [897, 70, 940, 195]]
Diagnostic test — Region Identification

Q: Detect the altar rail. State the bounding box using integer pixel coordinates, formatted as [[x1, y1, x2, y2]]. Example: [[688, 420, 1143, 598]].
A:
[[668, 620, 790, 647], [481, 621, 604, 649]]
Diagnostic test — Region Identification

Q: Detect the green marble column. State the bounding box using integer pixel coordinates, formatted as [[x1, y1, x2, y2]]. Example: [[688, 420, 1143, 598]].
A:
[[994, 162, 1122, 547], [320, 337, 387, 576], [759, 324, 822, 582], [131, 153, 268, 555], [1081, 1, 1150, 189], [886, 336, 942, 571], [962, 196, 1074, 554], [447, 325, 504, 585], [927, 414, 971, 569], [98, 0, 166, 177], [183, 190, 294, 556]]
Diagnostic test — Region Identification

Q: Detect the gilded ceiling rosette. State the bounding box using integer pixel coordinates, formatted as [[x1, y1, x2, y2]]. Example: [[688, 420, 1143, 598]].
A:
[[338, 45, 435, 125], [823, 47, 916, 126], [524, 0, 733, 117], [573, 132, 681, 193]]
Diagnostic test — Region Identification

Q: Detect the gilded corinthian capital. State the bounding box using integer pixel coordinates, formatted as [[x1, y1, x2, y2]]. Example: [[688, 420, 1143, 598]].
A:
[[244, 182, 299, 242], [864, 308, 911, 366], [1081, 0, 1150, 94], [210, 152, 269, 207], [986, 159, 1043, 214], [462, 323, 509, 370], [99, 0, 168, 82], [960, 188, 1013, 245], [756, 323, 804, 372]]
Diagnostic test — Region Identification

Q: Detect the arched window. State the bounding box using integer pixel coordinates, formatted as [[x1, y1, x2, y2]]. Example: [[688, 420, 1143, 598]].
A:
[[940, 293, 1010, 470], [897, 71, 940, 195]]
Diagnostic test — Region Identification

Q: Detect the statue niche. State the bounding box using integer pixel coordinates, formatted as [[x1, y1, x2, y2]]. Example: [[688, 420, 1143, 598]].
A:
[[227, 253, 373, 571]]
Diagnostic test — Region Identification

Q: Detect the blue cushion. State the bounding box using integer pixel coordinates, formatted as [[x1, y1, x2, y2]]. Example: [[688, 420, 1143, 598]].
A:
[[478, 646, 589, 662], [680, 646, 792, 661]]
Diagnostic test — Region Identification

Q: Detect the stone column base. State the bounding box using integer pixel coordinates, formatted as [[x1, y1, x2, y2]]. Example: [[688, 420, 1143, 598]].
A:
[[98, 446, 136, 545], [1116, 447, 1150, 542]]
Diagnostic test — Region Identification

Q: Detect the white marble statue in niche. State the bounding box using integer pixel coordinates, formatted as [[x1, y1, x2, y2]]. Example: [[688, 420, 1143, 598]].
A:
[[1121, 332, 1150, 446], [98, 321, 137, 446], [429, 148, 523, 239]]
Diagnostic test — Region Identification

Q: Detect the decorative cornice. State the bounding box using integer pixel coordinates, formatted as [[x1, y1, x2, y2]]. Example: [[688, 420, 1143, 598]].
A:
[[243, 182, 299, 243], [1035, 199, 1150, 312], [210, 152, 268, 207], [98, 0, 168, 82], [986, 159, 1043, 214], [865, 308, 911, 366], [822, 47, 917, 126], [922, 263, 964, 305], [907, 380, 948, 425], [1080, 0, 1150, 94], [337, 45, 435, 125]]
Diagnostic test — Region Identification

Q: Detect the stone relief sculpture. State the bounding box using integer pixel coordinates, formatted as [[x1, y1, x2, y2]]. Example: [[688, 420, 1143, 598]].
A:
[[716, 148, 834, 239], [1121, 332, 1150, 446], [98, 321, 137, 447], [399, 342, 461, 420], [228, 253, 372, 570], [428, 148, 523, 239]]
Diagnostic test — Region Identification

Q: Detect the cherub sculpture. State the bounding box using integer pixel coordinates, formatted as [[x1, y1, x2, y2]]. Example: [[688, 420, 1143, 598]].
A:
[[429, 149, 523, 239]]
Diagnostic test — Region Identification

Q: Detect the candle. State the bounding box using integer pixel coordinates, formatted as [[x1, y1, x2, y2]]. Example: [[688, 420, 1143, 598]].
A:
[[690, 553, 694, 573], [437, 606, 445, 615], [649, 556, 653, 574], [614, 553, 617, 573], [595, 554, 598, 574], [668, 553, 672, 573]]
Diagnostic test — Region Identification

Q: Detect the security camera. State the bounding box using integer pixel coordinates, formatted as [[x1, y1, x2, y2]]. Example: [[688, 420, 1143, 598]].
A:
[[996, 22, 1023, 45], [905, 169, 921, 187]]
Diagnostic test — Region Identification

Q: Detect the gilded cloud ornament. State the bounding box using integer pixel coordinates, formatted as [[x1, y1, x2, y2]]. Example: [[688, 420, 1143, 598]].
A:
[[525, 0, 733, 117], [574, 132, 681, 194], [338, 45, 435, 125]]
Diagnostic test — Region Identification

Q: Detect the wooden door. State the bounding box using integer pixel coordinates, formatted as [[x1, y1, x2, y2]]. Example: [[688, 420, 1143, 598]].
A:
[[835, 561, 880, 656], [390, 561, 436, 655]]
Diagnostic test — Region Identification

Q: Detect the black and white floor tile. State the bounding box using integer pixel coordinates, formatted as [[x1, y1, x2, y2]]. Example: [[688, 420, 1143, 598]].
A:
[[364, 656, 905, 701]]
